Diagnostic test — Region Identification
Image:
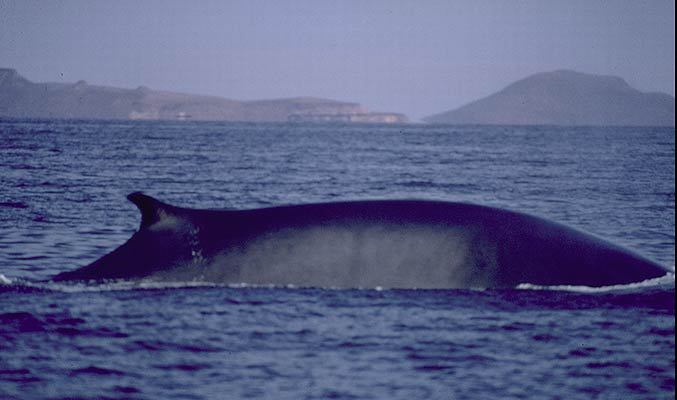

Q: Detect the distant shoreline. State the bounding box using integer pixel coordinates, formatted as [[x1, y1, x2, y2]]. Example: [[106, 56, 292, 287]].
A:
[[424, 70, 674, 127], [0, 68, 407, 124], [2, 68, 674, 127]]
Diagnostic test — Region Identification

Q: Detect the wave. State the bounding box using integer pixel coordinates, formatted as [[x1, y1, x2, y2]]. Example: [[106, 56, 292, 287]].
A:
[[2, 272, 674, 294], [516, 272, 675, 293]]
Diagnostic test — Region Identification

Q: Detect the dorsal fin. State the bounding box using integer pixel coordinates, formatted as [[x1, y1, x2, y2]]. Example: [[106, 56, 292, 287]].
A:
[[127, 192, 175, 229]]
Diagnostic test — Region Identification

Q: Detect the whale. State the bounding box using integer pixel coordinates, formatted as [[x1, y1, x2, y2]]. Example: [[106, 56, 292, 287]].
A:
[[52, 192, 669, 288]]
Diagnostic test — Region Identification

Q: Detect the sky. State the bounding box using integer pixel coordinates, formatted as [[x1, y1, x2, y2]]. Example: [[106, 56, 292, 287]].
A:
[[0, 0, 674, 120]]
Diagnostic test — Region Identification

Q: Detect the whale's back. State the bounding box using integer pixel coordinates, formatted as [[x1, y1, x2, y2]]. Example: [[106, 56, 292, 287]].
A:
[[53, 194, 669, 288]]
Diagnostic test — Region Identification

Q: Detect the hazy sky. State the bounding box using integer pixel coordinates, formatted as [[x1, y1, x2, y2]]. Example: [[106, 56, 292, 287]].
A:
[[1, 0, 674, 120]]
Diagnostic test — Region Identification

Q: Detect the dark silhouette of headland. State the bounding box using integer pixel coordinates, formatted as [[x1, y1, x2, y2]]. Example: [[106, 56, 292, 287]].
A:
[[0, 68, 407, 123], [425, 70, 675, 126]]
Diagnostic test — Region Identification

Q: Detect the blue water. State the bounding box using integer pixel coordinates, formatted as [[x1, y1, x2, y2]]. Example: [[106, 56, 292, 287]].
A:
[[0, 119, 674, 399]]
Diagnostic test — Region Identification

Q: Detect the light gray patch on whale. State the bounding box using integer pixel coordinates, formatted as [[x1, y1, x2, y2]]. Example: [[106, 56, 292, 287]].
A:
[[156, 223, 498, 289]]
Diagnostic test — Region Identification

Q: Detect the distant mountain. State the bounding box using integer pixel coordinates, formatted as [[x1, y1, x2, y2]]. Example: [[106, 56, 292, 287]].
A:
[[424, 70, 674, 127], [0, 68, 407, 123]]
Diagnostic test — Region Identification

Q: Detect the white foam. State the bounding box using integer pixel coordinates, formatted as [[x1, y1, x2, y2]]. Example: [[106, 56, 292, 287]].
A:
[[516, 272, 675, 293], [5, 272, 675, 294], [45, 279, 223, 293], [32, 279, 391, 293], [37, 279, 308, 293], [0, 274, 12, 285]]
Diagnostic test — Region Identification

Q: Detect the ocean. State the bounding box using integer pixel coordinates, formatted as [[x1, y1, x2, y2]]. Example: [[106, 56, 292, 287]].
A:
[[0, 119, 674, 399]]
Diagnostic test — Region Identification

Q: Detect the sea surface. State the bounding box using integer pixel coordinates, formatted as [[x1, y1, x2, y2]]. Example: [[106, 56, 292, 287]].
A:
[[0, 119, 674, 399]]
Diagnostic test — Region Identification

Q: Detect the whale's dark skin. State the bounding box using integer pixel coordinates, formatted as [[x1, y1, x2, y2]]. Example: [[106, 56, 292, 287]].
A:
[[52, 192, 669, 288]]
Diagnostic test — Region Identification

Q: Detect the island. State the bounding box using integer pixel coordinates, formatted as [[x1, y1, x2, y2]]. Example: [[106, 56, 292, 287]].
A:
[[424, 70, 675, 127], [0, 68, 407, 124]]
